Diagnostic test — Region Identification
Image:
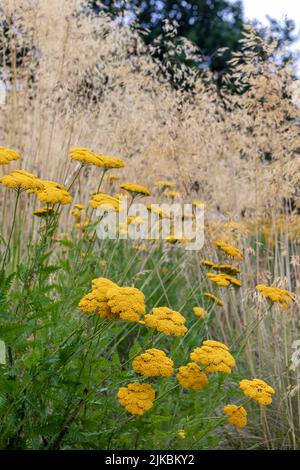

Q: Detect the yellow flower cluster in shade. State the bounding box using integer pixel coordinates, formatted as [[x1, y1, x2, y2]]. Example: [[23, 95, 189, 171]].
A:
[[35, 180, 72, 205], [191, 340, 236, 374], [0, 146, 20, 165], [89, 193, 122, 212], [107, 173, 120, 184], [224, 404, 247, 428], [193, 306, 207, 318], [214, 240, 244, 260], [207, 272, 241, 288], [178, 430, 186, 439], [176, 362, 209, 390], [146, 204, 172, 219], [240, 379, 275, 405], [79, 277, 146, 322], [117, 383, 155, 415], [192, 201, 205, 209], [163, 189, 181, 199], [154, 180, 175, 189], [132, 349, 174, 377], [204, 292, 224, 307], [0, 170, 44, 191], [33, 207, 54, 217], [201, 259, 240, 276], [69, 147, 124, 169], [144, 307, 187, 337], [120, 183, 151, 197], [256, 284, 294, 309]]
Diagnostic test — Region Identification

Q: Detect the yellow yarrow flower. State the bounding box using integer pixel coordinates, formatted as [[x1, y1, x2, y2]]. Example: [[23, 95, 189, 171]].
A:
[[178, 430, 186, 439], [240, 379, 275, 405], [70, 148, 124, 169], [256, 284, 294, 309], [106, 286, 146, 322], [132, 349, 174, 377], [33, 207, 54, 217], [89, 193, 122, 212], [35, 180, 72, 205], [193, 306, 207, 318], [192, 201, 205, 209], [120, 183, 151, 197], [215, 240, 243, 260], [204, 292, 224, 307], [144, 307, 187, 337], [191, 340, 236, 374], [146, 204, 172, 219], [154, 180, 175, 189], [96, 154, 124, 169], [0, 146, 20, 165], [201, 259, 215, 268], [79, 277, 118, 319], [213, 264, 240, 276], [177, 362, 209, 390], [224, 404, 247, 428], [117, 383, 155, 415], [163, 189, 181, 199], [0, 170, 44, 191], [207, 272, 241, 288], [107, 174, 120, 184]]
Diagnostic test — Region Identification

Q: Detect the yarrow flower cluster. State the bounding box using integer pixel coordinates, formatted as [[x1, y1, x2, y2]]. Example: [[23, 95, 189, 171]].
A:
[[240, 379, 275, 405], [204, 292, 224, 307], [144, 307, 187, 337], [193, 306, 207, 318], [191, 340, 236, 374], [89, 193, 122, 212], [132, 349, 174, 377], [224, 404, 247, 428], [117, 383, 155, 415], [207, 272, 241, 288], [34, 180, 72, 205], [69, 147, 124, 169], [0, 146, 20, 165], [256, 284, 294, 309], [79, 278, 146, 322], [176, 362, 209, 390], [214, 240, 244, 260], [120, 183, 151, 197], [0, 170, 44, 192]]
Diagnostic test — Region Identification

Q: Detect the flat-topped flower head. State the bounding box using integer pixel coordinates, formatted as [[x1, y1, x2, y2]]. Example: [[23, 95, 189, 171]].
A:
[[154, 180, 175, 189], [95, 154, 124, 169], [204, 292, 224, 307], [33, 207, 54, 217], [193, 306, 207, 318], [79, 277, 118, 319], [163, 189, 181, 199], [213, 264, 240, 276], [106, 286, 146, 322], [224, 404, 247, 428], [146, 205, 172, 219], [192, 201, 205, 209], [215, 239, 243, 260], [191, 340, 236, 374], [132, 349, 174, 377], [120, 183, 151, 197], [256, 284, 294, 309], [69, 147, 103, 167], [144, 307, 187, 337], [36, 180, 72, 205], [207, 272, 241, 288], [240, 378, 275, 405], [177, 362, 209, 390], [89, 193, 122, 212], [0, 170, 44, 191], [74, 204, 85, 210], [107, 174, 120, 184], [0, 146, 20, 165], [201, 259, 215, 268], [117, 383, 155, 415]]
